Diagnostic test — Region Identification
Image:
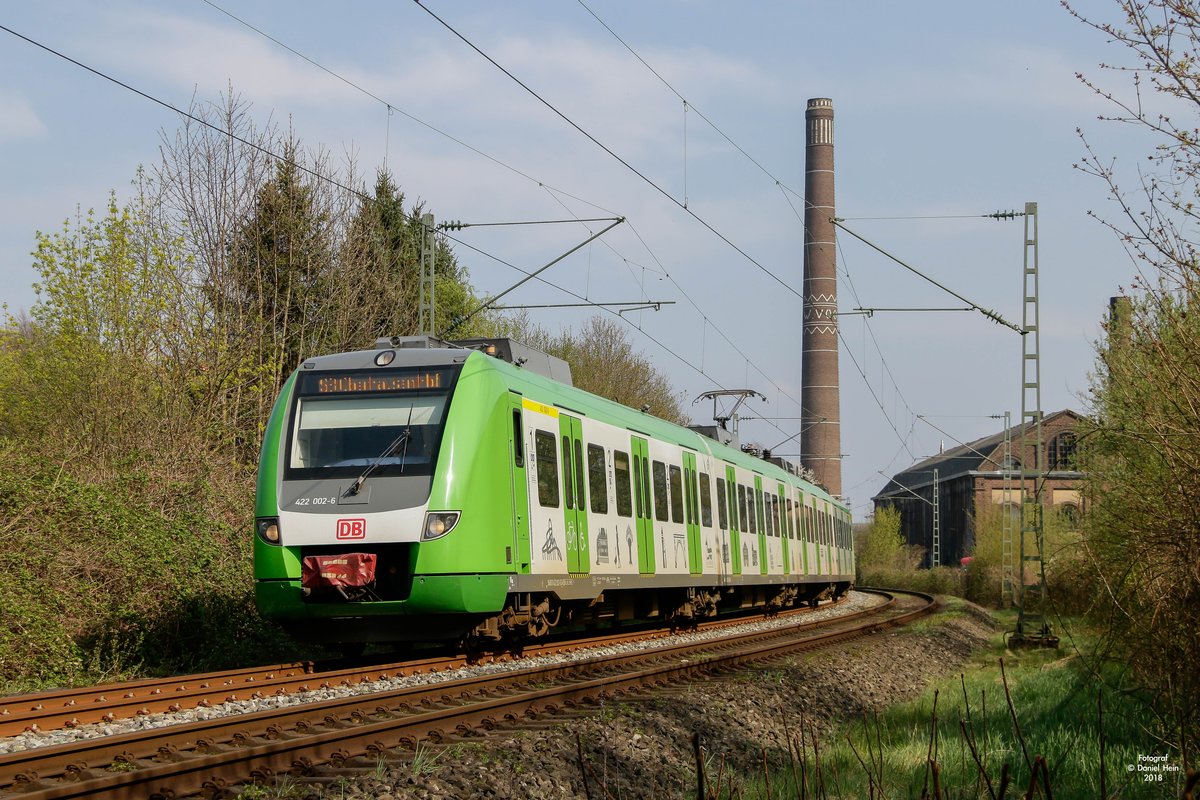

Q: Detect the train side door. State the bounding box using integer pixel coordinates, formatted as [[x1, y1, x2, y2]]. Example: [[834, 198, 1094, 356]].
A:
[[508, 394, 530, 573], [558, 414, 590, 574], [725, 465, 742, 575], [682, 451, 702, 574], [796, 490, 810, 575], [631, 435, 655, 574]]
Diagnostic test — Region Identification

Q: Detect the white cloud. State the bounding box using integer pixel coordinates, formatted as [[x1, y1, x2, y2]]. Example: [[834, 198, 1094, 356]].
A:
[[0, 91, 46, 143], [90, 9, 375, 111]]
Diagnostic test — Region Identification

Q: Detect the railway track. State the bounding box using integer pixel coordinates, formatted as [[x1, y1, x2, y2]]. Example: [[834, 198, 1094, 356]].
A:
[[0, 594, 859, 739], [0, 589, 934, 799]]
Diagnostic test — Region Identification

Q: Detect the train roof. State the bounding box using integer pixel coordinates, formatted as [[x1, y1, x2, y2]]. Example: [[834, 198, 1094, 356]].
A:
[[455, 343, 845, 511], [297, 336, 845, 511]]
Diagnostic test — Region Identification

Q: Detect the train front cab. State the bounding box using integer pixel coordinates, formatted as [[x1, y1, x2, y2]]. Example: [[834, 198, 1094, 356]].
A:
[[254, 352, 521, 644]]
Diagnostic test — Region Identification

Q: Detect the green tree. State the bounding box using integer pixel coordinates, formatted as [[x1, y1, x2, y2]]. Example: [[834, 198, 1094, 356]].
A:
[[0, 89, 499, 690], [226, 141, 333, 400], [854, 506, 905, 575], [2, 191, 197, 467], [337, 170, 485, 345], [1068, 0, 1200, 759]]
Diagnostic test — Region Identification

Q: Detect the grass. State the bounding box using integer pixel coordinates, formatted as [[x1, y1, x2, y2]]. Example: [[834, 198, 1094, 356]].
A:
[[725, 619, 1184, 799]]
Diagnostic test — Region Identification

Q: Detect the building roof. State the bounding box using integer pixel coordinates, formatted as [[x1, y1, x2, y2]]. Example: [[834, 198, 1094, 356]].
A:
[[873, 409, 1084, 500]]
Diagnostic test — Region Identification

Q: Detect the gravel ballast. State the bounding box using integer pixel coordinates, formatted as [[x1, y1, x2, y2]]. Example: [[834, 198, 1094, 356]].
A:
[[0, 592, 882, 756], [296, 598, 999, 799], [0, 593, 998, 799]]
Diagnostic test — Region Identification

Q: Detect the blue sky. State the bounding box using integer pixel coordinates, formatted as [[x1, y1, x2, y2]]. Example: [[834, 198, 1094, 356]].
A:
[[0, 2, 1159, 516]]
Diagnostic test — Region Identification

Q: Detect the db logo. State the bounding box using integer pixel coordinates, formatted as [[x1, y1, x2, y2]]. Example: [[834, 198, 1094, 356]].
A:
[[336, 518, 366, 540]]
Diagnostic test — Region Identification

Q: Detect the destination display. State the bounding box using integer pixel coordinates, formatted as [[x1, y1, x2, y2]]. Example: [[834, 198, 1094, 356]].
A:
[[301, 370, 449, 395]]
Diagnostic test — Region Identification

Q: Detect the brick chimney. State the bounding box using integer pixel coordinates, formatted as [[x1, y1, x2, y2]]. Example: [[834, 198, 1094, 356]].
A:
[[800, 98, 841, 496]]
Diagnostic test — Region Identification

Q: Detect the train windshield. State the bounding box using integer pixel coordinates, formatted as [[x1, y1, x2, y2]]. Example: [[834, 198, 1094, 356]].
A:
[[285, 366, 458, 479]]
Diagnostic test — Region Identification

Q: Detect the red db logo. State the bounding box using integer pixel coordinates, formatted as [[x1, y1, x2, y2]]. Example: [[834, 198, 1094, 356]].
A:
[[336, 518, 366, 540]]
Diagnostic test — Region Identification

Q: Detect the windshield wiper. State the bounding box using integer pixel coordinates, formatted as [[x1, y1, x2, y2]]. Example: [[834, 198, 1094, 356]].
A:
[[346, 407, 413, 496]]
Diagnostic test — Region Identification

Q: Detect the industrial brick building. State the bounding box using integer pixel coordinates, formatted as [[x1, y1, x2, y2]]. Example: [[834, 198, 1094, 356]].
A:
[[872, 410, 1084, 566]]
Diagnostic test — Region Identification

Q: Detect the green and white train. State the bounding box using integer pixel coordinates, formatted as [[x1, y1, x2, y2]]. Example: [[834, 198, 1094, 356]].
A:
[[254, 336, 854, 648]]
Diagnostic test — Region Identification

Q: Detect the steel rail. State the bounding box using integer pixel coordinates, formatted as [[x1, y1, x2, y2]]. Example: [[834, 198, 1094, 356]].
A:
[[0, 596, 880, 790], [0, 596, 854, 737]]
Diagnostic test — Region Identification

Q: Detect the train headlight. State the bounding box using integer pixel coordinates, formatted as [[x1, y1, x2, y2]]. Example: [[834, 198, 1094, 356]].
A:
[[256, 517, 281, 545], [374, 349, 396, 366], [422, 511, 460, 541]]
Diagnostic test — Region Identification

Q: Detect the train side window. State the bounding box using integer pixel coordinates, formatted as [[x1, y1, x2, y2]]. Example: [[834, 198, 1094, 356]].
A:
[[668, 465, 684, 523], [588, 444, 608, 514], [786, 498, 794, 539], [632, 456, 644, 518], [560, 436, 575, 510], [641, 456, 652, 519], [534, 430, 560, 508], [805, 507, 814, 542], [746, 486, 757, 534], [691, 472, 701, 525], [652, 460, 669, 521], [754, 487, 764, 534], [699, 472, 713, 527], [512, 410, 524, 468], [614, 450, 632, 517], [574, 439, 587, 513], [716, 477, 728, 529], [691, 470, 700, 525], [764, 495, 774, 537], [737, 484, 748, 532]]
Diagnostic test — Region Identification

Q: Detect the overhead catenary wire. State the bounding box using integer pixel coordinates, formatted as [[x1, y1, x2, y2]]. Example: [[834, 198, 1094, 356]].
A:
[[576, 0, 804, 198], [777, 183, 924, 466], [0, 22, 687, 365], [832, 218, 1023, 334], [440, 217, 626, 336], [411, 0, 803, 302], [199, 0, 821, 434], [7, 8, 964, 486]]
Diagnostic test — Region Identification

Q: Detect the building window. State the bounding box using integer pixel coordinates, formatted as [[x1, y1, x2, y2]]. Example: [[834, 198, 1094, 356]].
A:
[[1049, 432, 1077, 470]]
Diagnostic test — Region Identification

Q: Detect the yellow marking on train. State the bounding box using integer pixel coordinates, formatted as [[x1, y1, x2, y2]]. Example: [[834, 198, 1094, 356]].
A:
[[522, 398, 559, 417]]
